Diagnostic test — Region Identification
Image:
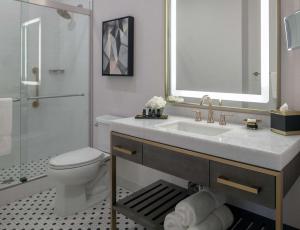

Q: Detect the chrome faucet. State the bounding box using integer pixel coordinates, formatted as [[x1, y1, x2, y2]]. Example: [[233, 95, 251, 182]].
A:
[[200, 95, 214, 123]]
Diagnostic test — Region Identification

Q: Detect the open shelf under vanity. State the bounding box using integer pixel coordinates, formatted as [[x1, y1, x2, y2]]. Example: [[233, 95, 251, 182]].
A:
[[113, 180, 298, 230]]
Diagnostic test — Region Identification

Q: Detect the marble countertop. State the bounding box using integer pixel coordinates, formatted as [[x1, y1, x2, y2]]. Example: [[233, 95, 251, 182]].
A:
[[111, 116, 300, 171]]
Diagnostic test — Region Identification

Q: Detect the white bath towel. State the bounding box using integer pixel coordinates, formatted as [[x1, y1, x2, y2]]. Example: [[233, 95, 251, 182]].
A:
[[0, 98, 12, 135], [0, 136, 12, 156], [0, 98, 12, 156], [213, 206, 234, 230], [187, 214, 223, 230], [200, 188, 226, 209], [164, 212, 187, 230], [175, 191, 216, 227]]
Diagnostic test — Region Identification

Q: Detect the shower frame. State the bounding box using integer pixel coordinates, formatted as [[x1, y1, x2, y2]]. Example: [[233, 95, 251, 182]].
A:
[[0, 0, 94, 191]]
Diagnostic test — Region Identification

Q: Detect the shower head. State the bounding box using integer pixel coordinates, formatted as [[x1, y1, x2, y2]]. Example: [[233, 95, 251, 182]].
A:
[[56, 9, 72, 20], [56, 4, 83, 20], [56, 4, 83, 30]]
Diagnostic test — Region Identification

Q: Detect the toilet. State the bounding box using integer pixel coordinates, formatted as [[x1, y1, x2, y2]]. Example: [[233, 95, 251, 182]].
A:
[[48, 115, 120, 216]]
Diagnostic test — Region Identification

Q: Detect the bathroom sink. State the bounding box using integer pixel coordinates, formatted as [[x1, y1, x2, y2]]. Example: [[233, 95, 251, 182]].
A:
[[157, 121, 231, 136]]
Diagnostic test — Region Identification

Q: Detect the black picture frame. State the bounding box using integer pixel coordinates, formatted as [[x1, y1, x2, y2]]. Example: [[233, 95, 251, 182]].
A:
[[102, 16, 134, 77]]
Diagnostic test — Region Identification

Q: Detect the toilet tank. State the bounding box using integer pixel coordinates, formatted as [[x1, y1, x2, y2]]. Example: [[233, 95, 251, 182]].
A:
[[94, 115, 121, 153]]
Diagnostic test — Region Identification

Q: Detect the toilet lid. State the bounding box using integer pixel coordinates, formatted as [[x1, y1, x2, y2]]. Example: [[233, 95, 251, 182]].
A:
[[49, 147, 109, 170]]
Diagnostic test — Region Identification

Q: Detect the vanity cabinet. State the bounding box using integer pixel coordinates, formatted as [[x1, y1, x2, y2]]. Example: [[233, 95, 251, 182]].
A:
[[110, 132, 300, 230], [111, 133, 276, 208]]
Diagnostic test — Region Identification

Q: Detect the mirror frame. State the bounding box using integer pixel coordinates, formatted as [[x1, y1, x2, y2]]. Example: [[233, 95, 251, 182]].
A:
[[164, 0, 282, 115]]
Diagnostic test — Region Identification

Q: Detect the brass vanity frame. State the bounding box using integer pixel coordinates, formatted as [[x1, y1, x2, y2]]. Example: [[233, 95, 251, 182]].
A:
[[164, 0, 282, 115], [110, 132, 300, 230]]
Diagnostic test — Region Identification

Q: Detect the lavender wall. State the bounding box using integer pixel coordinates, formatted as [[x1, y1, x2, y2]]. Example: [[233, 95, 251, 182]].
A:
[[92, 0, 164, 119], [93, 0, 300, 228], [282, 1, 300, 111], [280, 1, 300, 227]]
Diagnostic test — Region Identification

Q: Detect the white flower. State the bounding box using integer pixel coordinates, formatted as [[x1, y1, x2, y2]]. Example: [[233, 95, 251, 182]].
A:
[[145, 96, 167, 109]]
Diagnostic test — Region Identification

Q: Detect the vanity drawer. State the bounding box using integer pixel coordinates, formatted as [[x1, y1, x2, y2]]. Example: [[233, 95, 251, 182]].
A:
[[143, 144, 209, 186], [210, 162, 276, 208], [111, 134, 143, 164]]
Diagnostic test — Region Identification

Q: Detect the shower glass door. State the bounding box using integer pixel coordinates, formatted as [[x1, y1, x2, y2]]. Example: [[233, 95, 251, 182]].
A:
[[19, 2, 90, 180], [0, 0, 21, 189]]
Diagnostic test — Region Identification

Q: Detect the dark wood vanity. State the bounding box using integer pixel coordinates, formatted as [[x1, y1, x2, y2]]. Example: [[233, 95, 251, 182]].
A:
[[110, 131, 300, 230]]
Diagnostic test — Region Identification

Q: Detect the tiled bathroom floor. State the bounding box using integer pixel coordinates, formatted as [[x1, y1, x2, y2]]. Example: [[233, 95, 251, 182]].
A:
[[0, 187, 145, 230], [0, 158, 50, 189]]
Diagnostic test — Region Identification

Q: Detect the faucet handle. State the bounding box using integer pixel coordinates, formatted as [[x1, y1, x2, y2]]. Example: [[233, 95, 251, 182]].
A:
[[219, 113, 233, 126], [193, 110, 202, 121]]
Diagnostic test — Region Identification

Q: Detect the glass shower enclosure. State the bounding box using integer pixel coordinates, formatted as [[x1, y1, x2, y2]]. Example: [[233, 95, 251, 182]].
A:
[[0, 0, 91, 189]]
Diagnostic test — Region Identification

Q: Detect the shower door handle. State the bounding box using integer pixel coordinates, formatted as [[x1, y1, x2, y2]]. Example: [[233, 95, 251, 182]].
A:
[[32, 67, 40, 108]]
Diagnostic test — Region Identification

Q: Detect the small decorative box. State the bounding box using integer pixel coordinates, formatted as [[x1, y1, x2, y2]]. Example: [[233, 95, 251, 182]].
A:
[[271, 110, 300, 135]]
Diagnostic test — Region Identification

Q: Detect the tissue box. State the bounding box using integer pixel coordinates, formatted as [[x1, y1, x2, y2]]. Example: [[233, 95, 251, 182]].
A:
[[271, 110, 300, 135]]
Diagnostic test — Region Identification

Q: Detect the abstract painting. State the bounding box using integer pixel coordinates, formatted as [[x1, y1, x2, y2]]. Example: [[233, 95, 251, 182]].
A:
[[102, 16, 134, 76]]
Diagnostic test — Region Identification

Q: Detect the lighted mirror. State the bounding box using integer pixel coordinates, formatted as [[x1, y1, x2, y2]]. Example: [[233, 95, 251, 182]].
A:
[[166, 0, 280, 112], [21, 18, 41, 86]]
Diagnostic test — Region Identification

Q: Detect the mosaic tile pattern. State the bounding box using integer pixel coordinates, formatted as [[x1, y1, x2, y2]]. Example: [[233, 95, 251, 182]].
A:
[[0, 187, 145, 230], [0, 158, 50, 189]]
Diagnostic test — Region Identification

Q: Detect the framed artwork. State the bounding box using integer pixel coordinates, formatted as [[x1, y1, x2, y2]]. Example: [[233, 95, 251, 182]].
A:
[[102, 16, 134, 76]]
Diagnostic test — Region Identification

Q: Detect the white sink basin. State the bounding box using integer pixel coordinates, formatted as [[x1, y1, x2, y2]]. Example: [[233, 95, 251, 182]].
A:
[[157, 121, 231, 136]]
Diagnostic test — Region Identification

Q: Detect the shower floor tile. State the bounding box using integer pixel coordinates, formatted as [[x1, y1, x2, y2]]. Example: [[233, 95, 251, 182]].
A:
[[0, 158, 50, 189], [0, 187, 145, 230]]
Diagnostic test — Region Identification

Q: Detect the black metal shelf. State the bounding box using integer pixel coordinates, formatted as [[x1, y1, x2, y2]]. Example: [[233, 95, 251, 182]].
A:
[[114, 180, 298, 230], [114, 180, 189, 230]]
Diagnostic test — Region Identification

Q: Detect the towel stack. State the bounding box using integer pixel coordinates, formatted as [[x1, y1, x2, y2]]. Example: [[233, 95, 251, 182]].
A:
[[0, 98, 12, 156], [164, 191, 233, 230]]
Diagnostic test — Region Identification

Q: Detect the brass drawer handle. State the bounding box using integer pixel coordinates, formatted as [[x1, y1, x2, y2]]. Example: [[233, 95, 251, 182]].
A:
[[217, 176, 260, 195], [113, 146, 136, 155]]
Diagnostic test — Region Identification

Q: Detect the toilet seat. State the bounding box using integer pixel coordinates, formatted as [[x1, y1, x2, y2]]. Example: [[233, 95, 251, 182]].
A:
[[49, 147, 109, 170]]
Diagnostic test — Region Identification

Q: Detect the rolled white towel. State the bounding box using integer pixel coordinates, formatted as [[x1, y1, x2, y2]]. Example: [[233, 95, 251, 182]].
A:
[[0, 98, 12, 136], [0, 98, 12, 156], [214, 206, 234, 230], [175, 191, 216, 227], [212, 193, 226, 209], [0, 136, 12, 156], [164, 212, 187, 230], [200, 188, 226, 209], [187, 214, 223, 230]]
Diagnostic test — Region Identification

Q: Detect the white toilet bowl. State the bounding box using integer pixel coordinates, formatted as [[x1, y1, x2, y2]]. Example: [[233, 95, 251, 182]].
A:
[[48, 147, 110, 216]]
